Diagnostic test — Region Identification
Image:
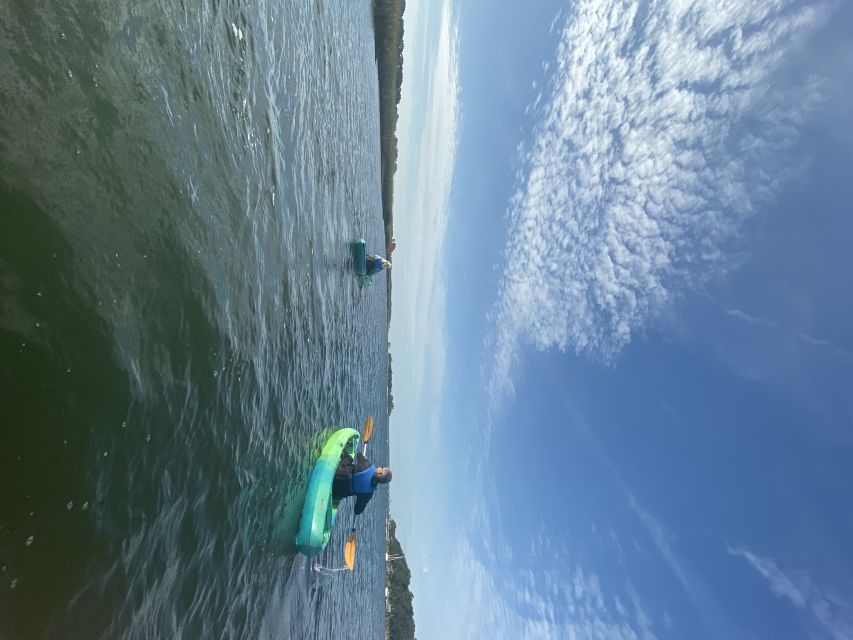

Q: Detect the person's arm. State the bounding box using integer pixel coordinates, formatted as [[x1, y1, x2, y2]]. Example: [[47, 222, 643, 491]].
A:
[[335, 453, 354, 478], [354, 452, 372, 472], [354, 491, 373, 515]]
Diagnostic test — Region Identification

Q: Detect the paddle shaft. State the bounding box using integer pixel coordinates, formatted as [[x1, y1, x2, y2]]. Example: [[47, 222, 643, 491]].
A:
[[350, 431, 371, 524]]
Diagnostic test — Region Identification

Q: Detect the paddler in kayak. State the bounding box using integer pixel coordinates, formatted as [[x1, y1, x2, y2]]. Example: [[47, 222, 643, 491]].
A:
[[365, 255, 392, 277], [332, 450, 392, 515]]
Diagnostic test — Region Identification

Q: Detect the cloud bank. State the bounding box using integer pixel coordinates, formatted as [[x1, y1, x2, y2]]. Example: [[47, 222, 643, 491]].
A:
[[387, 0, 461, 617], [488, 0, 834, 406], [390, 0, 460, 429]]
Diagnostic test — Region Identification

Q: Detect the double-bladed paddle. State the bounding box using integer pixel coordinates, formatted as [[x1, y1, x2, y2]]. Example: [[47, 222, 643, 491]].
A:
[[344, 416, 374, 570]]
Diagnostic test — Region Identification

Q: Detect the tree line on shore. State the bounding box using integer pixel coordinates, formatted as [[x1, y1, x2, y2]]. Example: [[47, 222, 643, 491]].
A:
[[372, 0, 405, 248], [387, 351, 394, 415], [373, 0, 404, 394], [386, 518, 415, 639], [373, 4, 409, 633]]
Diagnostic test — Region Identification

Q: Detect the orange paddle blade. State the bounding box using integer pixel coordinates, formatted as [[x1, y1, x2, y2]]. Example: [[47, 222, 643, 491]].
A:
[[362, 416, 375, 443], [344, 530, 357, 571]]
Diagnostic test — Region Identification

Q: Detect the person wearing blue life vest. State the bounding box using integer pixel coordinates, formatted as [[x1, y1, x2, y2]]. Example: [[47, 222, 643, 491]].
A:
[[331, 450, 392, 515], [365, 255, 392, 277]]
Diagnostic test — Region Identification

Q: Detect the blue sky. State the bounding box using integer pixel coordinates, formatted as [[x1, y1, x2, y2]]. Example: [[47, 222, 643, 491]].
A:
[[388, 0, 853, 638]]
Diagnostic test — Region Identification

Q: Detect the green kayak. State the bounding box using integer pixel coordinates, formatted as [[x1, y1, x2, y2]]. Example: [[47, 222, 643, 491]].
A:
[[296, 427, 360, 556], [352, 238, 373, 286], [353, 238, 367, 276]]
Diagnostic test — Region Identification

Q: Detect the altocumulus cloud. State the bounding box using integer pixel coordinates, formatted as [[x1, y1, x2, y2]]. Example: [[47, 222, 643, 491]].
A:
[[488, 0, 835, 405]]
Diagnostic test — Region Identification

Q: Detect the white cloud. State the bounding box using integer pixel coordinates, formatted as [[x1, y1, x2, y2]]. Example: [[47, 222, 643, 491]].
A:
[[550, 393, 735, 638], [487, 0, 835, 409], [395, 0, 460, 393], [453, 389, 733, 640], [727, 543, 853, 640], [627, 494, 722, 632], [387, 0, 461, 620], [389, 0, 460, 462], [727, 544, 808, 608], [624, 492, 737, 639], [726, 307, 853, 363], [674, 304, 853, 421], [424, 536, 661, 640]]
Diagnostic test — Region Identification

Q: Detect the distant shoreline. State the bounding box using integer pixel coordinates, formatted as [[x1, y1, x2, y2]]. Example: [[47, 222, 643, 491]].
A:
[[371, 0, 405, 253], [385, 518, 415, 639], [371, 0, 404, 417]]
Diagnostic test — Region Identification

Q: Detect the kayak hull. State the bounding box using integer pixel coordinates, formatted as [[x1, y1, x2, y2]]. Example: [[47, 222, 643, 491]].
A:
[[352, 238, 367, 276], [296, 427, 360, 556]]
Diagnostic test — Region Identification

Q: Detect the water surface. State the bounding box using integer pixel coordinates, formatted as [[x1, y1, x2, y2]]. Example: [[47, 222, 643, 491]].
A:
[[0, 0, 389, 637]]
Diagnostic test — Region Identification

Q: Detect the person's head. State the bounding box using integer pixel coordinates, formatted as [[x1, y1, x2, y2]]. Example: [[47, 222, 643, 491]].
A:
[[381, 259, 392, 270], [374, 467, 393, 484]]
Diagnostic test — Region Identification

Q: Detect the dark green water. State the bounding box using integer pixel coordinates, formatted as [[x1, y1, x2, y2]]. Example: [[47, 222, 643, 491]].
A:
[[0, 1, 389, 638]]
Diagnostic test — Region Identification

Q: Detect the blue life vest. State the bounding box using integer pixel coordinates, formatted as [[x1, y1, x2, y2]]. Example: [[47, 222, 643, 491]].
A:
[[351, 465, 377, 494], [366, 256, 383, 276]]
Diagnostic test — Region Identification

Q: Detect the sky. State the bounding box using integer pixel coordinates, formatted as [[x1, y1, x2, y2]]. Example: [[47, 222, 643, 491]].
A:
[[387, 1, 853, 638]]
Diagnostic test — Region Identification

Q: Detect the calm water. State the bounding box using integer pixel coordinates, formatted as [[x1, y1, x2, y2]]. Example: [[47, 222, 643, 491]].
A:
[[0, 0, 389, 638]]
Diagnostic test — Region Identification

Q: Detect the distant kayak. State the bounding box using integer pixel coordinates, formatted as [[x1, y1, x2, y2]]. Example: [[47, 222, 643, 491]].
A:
[[353, 238, 367, 276], [296, 427, 360, 556], [352, 238, 375, 286]]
